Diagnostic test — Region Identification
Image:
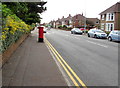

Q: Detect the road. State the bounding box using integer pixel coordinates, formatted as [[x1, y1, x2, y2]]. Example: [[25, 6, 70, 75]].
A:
[[45, 28, 118, 87]]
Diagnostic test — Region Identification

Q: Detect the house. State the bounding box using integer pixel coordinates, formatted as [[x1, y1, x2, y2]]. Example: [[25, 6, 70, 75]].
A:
[[61, 16, 66, 26], [52, 14, 73, 28], [72, 14, 86, 28], [86, 18, 100, 29], [52, 14, 86, 28], [59, 15, 73, 28], [99, 2, 120, 31], [65, 14, 73, 28], [49, 13, 100, 29], [55, 18, 62, 28], [49, 20, 56, 28]]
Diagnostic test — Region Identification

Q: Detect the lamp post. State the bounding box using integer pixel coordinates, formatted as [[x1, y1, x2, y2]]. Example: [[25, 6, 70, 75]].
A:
[[84, 11, 86, 34]]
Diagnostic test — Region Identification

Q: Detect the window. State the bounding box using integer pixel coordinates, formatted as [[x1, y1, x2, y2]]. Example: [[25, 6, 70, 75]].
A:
[[108, 14, 111, 20], [69, 20, 72, 23], [110, 24, 113, 31], [106, 13, 114, 21], [96, 21, 99, 24], [111, 13, 114, 20], [112, 31, 120, 35], [106, 23, 114, 31], [92, 30, 95, 32], [101, 23, 105, 30], [102, 15, 104, 20]]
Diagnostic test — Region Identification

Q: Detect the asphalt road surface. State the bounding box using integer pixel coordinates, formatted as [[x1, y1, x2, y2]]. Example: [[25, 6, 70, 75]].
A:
[[45, 28, 119, 87]]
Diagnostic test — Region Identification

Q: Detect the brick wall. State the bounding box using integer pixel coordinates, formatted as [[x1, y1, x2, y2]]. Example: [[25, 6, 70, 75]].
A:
[[2, 34, 29, 65], [115, 12, 120, 30]]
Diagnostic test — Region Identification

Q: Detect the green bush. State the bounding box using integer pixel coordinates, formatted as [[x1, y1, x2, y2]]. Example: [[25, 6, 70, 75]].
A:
[[58, 25, 62, 29], [105, 31, 110, 36], [1, 4, 33, 53], [67, 27, 72, 30], [63, 25, 67, 28]]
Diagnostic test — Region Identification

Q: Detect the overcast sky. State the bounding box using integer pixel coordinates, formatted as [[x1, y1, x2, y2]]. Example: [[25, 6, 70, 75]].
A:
[[41, 0, 120, 23]]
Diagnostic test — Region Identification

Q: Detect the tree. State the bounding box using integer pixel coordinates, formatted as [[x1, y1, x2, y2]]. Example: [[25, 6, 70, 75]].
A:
[[3, 2, 47, 25]]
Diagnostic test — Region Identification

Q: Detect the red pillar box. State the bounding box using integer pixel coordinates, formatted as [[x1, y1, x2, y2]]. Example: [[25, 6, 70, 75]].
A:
[[38, 27, 44, 42]]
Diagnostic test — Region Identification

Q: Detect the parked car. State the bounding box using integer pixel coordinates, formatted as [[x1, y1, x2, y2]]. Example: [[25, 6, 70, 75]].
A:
[[71, 28, 83, 34], [80, 28, 88, 33], [108, 30, 120, 42], [87, 29, 107, 38]]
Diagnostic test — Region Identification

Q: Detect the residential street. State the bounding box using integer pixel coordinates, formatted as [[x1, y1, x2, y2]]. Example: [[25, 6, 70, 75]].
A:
[[2, 1, 120, 88], [45, 28, 119, 87]]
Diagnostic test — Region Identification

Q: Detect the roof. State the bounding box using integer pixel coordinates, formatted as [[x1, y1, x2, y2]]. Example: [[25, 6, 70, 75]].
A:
[[72, 14, 86, 21], [66, 14, 72, 20], [86, 18, 99, 22], [60, 16, 67, 22], [99, 2, 120, 15]]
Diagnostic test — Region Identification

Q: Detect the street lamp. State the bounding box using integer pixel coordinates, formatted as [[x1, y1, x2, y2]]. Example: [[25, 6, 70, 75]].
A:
[[84, 12, 86, 34]]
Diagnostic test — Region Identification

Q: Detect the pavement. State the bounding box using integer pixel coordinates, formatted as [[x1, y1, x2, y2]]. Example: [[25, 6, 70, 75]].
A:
[[2, 28, 67, 86]]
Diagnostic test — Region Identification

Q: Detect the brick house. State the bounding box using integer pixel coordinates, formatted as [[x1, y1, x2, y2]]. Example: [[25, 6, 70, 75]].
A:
[[49, 14, 100, 29], [86, 18, 100, 29], [72, 14, 86, 28], [99, 2, 120, 31], [55, 14, 86, 28]]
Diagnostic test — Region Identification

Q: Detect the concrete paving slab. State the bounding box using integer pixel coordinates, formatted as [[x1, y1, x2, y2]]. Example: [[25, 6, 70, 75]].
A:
[[2, 29, 67, 86]]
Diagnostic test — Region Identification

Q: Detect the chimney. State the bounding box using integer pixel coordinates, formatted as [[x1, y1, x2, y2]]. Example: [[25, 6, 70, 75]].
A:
[[82, 12, 83, 16], [69, 14, 71, 17]]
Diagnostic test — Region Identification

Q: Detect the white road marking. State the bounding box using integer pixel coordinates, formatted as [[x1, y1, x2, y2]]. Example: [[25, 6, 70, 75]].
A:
[[48, 31, 108, 48], [86, 40, 108, 48]]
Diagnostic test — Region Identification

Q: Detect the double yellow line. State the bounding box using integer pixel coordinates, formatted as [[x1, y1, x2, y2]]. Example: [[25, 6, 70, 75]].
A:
[[44, 37, 87, 88]]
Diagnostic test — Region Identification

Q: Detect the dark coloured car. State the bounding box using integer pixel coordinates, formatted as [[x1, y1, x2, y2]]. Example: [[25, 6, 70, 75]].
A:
[[71, 28, 83, 34]]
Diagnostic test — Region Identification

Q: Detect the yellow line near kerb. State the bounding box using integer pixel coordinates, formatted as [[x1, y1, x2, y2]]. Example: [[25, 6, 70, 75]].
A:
[[44, 37, 87, 88]]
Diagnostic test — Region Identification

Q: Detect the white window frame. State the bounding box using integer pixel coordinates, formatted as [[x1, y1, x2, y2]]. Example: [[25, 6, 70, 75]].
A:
[[106, 13, 114, 21], [106, 23, 114, 31], [62, 21, 65, 26], [101, 23, 105, 30], [69, 20, 72, 24], [111, 13, 114, 20]]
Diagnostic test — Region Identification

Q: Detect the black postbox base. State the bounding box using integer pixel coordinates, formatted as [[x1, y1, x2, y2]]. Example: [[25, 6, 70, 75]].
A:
[[38, 38, 44, 42]]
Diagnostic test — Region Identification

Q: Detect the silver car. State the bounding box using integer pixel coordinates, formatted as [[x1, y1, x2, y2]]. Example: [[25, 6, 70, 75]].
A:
[[71, 28, 83, 34], [88, 29, 107, 38], [108, 30, 120, 42]]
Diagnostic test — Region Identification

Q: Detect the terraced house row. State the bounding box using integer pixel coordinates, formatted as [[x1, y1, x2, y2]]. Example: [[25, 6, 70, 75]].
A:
[[49, 14, 100, 29], [49, 2, 120, 32]]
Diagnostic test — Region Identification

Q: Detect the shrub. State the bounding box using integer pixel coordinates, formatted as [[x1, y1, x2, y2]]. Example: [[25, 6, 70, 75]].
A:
[[1, 4, 33, 53], [58, 25, 62, 29], [62, 25, 67, 29], [105, 31, 110, 36], [67, 27, 72, 31]]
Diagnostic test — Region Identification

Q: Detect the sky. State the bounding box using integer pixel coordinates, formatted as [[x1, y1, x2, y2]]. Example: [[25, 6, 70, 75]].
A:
[[40, 0, 120, 23]]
